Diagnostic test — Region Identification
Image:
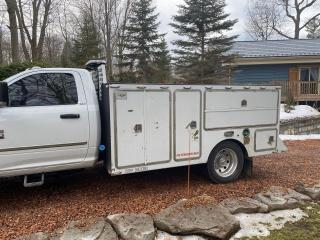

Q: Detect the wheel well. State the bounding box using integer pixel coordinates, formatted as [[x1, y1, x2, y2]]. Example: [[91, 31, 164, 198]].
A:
[[209, 139, 249, 161]]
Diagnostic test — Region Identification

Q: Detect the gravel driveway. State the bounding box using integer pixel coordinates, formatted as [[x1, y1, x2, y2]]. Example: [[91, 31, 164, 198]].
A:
[[0, 140, 319, 239]]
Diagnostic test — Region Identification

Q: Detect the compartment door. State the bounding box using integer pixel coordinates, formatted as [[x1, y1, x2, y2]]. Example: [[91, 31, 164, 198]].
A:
[[175, 91, 201, 160], [145, 91, 171, 164], [255, 129, 278, 152], [115, 91, 145, 168], [205, 90, 279, 129]]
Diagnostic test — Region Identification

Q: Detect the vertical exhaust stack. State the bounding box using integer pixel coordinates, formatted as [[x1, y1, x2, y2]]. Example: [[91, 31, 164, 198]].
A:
[[85, 60, 108, 100]]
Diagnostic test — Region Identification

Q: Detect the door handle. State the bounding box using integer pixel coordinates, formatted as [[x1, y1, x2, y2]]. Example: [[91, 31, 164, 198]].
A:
[[0, 130, 4, 139], [60, 114, 80, 119]]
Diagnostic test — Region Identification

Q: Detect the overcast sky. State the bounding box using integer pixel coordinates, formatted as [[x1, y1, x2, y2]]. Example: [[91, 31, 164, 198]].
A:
[[155, 0, 249, 47]]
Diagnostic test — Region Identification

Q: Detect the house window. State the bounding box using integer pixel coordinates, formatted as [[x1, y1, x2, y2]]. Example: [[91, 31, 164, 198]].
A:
[[299, 67, 319, 82], [299, 66, 319, 95]]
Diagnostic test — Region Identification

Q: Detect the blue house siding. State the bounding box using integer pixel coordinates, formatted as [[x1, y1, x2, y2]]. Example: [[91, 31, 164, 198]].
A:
[[233, 64, 294, 85]]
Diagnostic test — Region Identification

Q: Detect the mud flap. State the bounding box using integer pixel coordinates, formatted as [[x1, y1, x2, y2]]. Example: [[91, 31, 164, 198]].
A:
[[277, 138, 288, 152], [242, 157, 253, 178]]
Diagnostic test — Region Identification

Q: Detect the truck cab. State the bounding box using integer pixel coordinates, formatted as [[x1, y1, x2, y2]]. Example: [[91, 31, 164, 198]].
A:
[[0, 68, 101, 180]]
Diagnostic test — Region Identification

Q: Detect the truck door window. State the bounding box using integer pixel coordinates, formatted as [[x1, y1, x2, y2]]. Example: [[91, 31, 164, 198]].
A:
[[8, 73, 78, 107]]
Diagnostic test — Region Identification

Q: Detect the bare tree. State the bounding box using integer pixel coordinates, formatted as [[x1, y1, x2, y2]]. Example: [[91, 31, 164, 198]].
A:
[[2, 0, 136, 66], [103, 0, 122, 80], [117, 0, 132, 79], [43, 29, 63, 64], [4, 0, 19, 62], [306, 17, 320, 38], [16, 0, 57, 61], [246, 0, 320, 39], [274, 0, 320, 39], [0, 15, 5, 64], [74, 0, 132, 79], [58, 0, 77, 66], [0, 7, 13, 64], [246, 0, 281, 40]]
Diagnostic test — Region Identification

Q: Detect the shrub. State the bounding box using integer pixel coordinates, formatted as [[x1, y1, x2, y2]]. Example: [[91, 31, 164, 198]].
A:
[[0, 61, 51, 81], [284, 91, 296, 113]]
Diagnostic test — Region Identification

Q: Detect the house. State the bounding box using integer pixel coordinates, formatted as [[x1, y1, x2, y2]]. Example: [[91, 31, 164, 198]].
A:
[[228, 39, 320, 104]]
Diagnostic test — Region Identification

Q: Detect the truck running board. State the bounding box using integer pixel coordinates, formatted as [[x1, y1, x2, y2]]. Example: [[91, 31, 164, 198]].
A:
[[23, 174, 45, 187]]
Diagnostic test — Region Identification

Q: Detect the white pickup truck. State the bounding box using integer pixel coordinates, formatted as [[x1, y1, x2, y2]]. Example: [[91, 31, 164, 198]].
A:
[[0, 61, 286, 187]]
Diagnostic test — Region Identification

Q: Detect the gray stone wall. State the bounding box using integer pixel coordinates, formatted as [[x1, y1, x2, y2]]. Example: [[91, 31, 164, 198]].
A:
[[280, 116, 320, 135]]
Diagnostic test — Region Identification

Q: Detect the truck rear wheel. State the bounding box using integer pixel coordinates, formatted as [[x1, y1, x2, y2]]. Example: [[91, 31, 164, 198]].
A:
[[207, 141, 244, 183]]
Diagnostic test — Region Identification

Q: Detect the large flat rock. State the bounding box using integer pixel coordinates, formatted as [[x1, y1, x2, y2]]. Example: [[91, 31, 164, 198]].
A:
[[254, 186, 311, 211], [57, 218, 118, 240], [220, 197, 269, 214], [295, 182, 320, 200], [154, 196, 240, 240], [16, 232, 49, 240], [107, 213, 155, 240]]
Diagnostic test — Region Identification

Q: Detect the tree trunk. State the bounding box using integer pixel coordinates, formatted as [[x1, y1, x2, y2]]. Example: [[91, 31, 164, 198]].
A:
[[16, 9, 31, 61], [118, 0, 131, 80], [294, 23, 300, 39], [37, 0, 52, 60], [200, 28, 205, 81], [31, 0, 41, 61], [5, 0, 19, 62], [294, 13, 301, 39], [0, 28, 4, 65], [105, 0, 113, 81]]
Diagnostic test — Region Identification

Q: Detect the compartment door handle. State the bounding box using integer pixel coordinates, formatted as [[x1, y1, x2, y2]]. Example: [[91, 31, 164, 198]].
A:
[[134, 124, 143, 133], [0, 130, 4, 139]]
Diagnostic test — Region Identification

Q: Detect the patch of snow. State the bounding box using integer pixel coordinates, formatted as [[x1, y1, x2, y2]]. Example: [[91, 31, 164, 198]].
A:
[[156, 231, 207, 240], [280, 104, 320, 121], [230, 208, 308, 240], [280, 134, 320, 141]]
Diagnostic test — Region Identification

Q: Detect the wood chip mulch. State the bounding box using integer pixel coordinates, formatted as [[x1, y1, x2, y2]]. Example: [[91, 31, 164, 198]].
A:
[[0, 140, 319, 239]]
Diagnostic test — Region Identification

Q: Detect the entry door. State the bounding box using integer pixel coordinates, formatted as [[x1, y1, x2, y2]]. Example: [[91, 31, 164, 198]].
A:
[[175, 91, 201, 160], [288, 67, 299, 97], [0, 72, 89, 174], [115, 90, 170, 168]]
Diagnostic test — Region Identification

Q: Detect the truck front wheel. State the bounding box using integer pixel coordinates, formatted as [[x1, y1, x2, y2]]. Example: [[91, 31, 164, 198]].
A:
[[207, 141, 244, 183]]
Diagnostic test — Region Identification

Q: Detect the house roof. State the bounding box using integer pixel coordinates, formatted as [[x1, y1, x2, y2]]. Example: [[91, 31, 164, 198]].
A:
[[229, 39, 320, 58]]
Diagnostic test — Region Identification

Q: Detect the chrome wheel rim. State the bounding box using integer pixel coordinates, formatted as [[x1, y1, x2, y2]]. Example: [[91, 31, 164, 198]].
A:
[[214, 148, 238, 178]]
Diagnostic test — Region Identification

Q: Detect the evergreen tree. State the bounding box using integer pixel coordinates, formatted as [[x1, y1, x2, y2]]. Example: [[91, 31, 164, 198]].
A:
[[153, 37, 171, 83], [72, 12, 101, 67], [61, 40, 73, 67], [306, 18, 320, 39], [120, 0, 165, 82], [171, 0, 237, 83]]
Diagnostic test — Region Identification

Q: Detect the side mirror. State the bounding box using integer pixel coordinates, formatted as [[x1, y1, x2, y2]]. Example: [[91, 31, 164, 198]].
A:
[[0, 81, 8, 107]]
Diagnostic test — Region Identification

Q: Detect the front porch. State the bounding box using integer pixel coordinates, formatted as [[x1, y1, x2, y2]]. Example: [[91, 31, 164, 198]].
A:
[[273, 80, 320, 103]]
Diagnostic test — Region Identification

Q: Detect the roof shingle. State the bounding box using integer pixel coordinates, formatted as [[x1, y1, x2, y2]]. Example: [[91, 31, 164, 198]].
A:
[[229, 39, 320, 58]]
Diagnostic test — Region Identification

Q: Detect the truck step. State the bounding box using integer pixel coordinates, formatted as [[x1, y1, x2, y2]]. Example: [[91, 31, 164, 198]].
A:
[[23, 174, 45, 188]]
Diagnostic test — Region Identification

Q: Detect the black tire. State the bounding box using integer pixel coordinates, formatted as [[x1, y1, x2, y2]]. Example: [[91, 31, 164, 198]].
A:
[[207, 141, 244, 183]]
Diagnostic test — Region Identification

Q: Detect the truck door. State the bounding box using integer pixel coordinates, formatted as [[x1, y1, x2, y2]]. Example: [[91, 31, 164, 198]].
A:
[[174, 90, 201, 161], [0, 71, 89, 174]]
